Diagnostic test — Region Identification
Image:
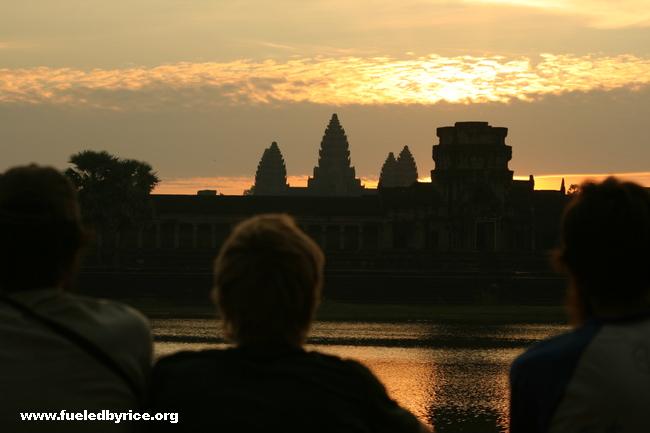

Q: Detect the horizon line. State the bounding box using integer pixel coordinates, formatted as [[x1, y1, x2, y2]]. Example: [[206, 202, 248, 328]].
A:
[[153, 171, 650, 196]]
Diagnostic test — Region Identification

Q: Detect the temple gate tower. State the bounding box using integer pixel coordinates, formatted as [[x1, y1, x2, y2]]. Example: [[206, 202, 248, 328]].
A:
[[431, 122, 515, 251], [378, 152, 398, 188], [307, 114, 363, 196], [395, 145, 418, 187], [252, 141, 290, 195], [378, 146, 419, 188]]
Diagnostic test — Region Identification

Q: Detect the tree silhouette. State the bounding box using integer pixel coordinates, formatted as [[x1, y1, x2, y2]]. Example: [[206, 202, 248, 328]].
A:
[[567, 184, 581, 196], [65, 150, 159, 230]]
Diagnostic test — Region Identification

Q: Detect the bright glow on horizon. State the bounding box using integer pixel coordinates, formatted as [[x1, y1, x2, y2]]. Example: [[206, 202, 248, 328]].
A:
[[153, 175, 379, 195], [2, 53, 650, 109], [525, 172, 650, 190], [154, 172, 650, 195]]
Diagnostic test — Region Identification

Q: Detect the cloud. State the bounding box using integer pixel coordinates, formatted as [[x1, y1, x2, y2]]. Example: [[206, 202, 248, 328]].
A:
[[467, 0, 650, 28], [0, 41, 24, 50], [1, 53, 650, 109], [255, 41, 298, 51]]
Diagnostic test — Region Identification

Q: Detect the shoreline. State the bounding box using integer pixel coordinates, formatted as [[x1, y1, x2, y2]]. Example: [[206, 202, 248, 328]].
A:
[[126, 298, 567, 324]]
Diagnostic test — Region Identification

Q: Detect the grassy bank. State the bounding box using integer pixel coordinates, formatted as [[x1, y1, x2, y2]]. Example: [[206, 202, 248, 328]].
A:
[[122, 297, 566, 324]]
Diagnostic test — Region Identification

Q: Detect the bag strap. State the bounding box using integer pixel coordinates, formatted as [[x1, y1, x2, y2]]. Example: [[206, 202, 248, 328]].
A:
[[0, 293, 143, 402]]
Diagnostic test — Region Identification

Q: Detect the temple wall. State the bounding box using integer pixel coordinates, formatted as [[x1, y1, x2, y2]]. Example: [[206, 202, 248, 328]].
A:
[[84, 190, 558, 273]]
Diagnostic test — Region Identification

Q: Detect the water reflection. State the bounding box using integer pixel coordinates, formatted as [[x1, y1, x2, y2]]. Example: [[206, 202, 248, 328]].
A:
[[152, 320, 566, 433], [425, 348, 513, 432]]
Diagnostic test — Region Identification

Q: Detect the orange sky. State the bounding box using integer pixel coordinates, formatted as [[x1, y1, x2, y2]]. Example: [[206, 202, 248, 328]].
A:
[[153, 172, 650, 196], [2, 1, 649, 183]]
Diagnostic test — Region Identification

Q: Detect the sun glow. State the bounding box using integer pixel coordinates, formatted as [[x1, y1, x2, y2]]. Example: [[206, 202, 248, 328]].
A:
[[523, 172, 650, 191], [2, 53, 650, 109], [153, 175, 380, 196]]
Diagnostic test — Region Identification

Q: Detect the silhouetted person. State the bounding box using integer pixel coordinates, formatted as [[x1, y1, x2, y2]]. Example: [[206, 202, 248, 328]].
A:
[[149, 214, 429, 432], [0, 165, 152, 432], [510, 177, 650, 433]]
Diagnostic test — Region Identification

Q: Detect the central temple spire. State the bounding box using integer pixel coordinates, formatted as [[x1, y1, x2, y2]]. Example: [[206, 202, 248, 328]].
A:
[[307, 113, 363, 196]]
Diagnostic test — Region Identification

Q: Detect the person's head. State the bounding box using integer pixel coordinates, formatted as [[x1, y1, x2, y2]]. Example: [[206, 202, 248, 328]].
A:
[[554, 177, 650, 322], [0, 165, 86, 292], [213, 214, 325, 347]]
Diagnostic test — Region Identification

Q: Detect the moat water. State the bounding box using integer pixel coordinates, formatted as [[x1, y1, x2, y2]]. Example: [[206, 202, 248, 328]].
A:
[[152, 319, 567, 433]]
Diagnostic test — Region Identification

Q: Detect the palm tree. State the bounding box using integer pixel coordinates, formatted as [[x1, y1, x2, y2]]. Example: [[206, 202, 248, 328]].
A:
[[66, 149, 159, 236], [66, 150, 159, 266]]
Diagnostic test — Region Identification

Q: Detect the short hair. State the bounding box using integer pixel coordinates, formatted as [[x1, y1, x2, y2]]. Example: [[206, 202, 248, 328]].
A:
[[0, 165, 86, 291], [213, 214, 324, 346], [554, 177, 650, 306]]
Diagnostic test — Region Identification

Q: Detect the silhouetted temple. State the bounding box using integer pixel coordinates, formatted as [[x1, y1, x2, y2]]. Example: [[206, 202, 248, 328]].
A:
[[378, 146, 419, 189], [252, 141, 289, 195], [378, 152, 399, 188], [306, 114, 364, 196], [431, 122, 522, 250], [88, 118, 569, 285], [396, 146, 418, 187]]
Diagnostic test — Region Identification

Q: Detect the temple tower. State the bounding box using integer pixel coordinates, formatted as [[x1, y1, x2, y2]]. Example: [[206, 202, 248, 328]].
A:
[[395, 145, 418, 187], [379, 146, 419, 188], [431, 121, 513, 203], [431, 122, 514, 251], [252, 141, 290, 195], [378, 152, 398, 188], [307, 114, 363, 196]]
